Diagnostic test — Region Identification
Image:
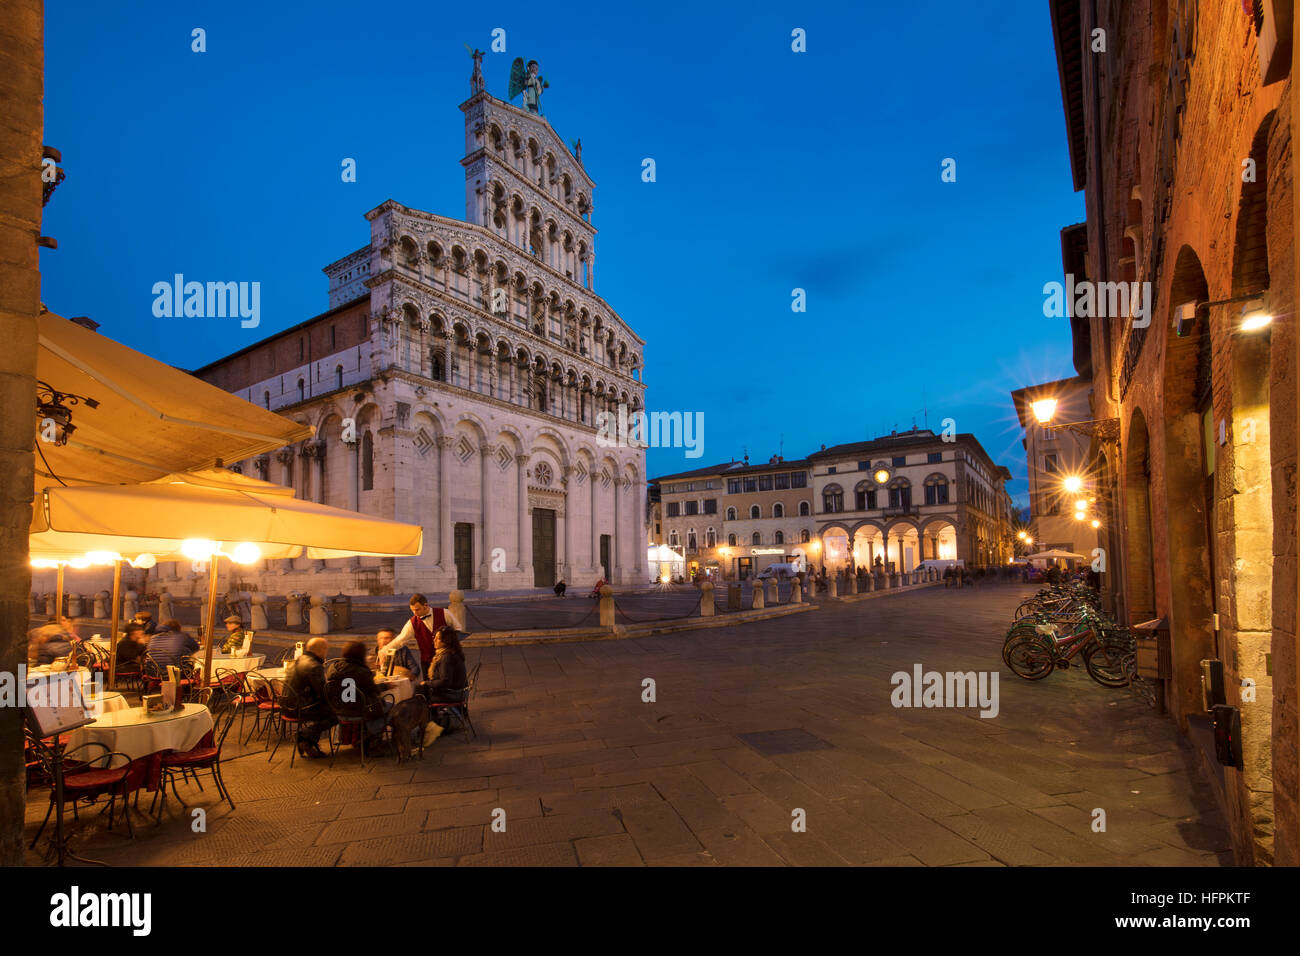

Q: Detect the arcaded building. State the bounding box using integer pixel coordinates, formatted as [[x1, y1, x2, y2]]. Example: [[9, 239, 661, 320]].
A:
[[187, 61, 647, 595], [1050, 1, 1296, 864]]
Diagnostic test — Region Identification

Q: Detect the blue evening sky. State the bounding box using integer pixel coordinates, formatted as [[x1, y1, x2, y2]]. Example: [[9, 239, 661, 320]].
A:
[[41, 0, 1083, 507]]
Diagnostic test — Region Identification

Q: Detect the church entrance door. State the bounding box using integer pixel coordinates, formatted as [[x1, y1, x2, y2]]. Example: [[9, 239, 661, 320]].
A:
[[532, 509, 556, 587], [454, 523, 474, 590]]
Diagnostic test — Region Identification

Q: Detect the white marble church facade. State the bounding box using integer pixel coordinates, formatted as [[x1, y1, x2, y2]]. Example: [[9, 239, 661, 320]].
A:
[[185, 67, 648, 596]]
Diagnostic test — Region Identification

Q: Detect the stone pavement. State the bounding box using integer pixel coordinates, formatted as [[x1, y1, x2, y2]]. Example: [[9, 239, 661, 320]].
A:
[[24, 583, 1231, 866]]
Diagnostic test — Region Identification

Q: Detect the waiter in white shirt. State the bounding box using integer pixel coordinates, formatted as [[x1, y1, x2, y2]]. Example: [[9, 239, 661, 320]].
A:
[[387, 593, 463, 677]]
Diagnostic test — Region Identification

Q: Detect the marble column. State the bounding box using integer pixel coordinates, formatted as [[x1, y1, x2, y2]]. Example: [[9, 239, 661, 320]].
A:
[[612, 473, 623, 582], [562, 467, 574, 580], [516, 454, 533, 576], [631, 475, 645, 578], [590, 467, 599, 576], [478, 441, 497, 584], [437, 436, 454, 572], [348, 439, 359, 511]]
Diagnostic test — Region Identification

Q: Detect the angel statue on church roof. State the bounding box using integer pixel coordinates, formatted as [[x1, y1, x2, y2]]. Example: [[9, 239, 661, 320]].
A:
[[509, 57, 548, 114]]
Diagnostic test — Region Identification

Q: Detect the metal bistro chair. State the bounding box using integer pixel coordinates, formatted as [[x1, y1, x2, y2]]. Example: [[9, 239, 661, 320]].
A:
[[427, 661, 481, 742], [155, 702, 239, 819], [240, 670, 280, 746], [27, 734, 152, 845], [326, 682, 394, 769], [268, 680, 332, 768]]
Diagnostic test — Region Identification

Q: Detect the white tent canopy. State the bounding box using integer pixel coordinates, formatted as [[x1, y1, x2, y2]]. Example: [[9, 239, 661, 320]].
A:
[[648, 544, 685, 583]]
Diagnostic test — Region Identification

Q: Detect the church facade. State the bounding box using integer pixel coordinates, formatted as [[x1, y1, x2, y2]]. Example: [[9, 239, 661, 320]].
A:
[[189, 64, 647, 596]]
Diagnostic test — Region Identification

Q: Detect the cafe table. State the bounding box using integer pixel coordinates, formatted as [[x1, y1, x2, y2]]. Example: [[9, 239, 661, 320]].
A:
[[66, 703, 214, 781], [190, 653, 266, 677], [82, 690, 130, 719]]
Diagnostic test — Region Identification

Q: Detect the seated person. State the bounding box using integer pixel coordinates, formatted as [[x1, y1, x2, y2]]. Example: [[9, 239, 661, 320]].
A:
[[133, 611, 158, 635], [27, 623, 74, 666], [281, 637, 335, 758], [553, 580, 567, 597], [115, 623, 148, 672], [589, 577, 608, 598], [421, 626, 469, 728], [372, 627, 419, 679], [220, 614, 249, 653], [145, 619, 199, 668], [326, 640, 391, 746]]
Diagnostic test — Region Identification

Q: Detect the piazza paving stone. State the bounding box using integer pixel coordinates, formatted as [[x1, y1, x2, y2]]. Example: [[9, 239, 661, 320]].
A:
[[22, 584, 1232, 866]]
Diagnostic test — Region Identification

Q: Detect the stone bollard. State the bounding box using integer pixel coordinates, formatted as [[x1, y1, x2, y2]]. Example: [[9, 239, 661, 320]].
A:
[[44, 593, 56, 618], [227, 590, 252, 625], [122, 589, 139, 621], [31, 592, 42, 615], [791, 580, 802, 603], [752, 583, 765, 609], [68, 593, 83, 617], [827, 575, 838, 598], [845, 573, 858, 595], [699, 581, 714, 617], [285, 592, 306, 627], [864, 572, 875, 592], [449, 589, 467, 631], [308, 593, 330, 634], [250, 592, 269, 630], [766, 577, 778, 605], [599, 585, 615, 626], [93, 590, 109, 618], [159, 590, 175, 622]]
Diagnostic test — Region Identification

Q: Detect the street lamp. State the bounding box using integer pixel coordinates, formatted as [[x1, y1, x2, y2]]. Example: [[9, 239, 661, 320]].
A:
[[1063, 475, 1084, 494], [1031, 395, 1119, 442]]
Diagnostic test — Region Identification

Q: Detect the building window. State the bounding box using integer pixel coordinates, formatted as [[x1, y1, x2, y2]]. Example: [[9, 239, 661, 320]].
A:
[[892, 456, 906, 467], [299, 339, 305, 362], [823, 485, 843, 513], [263, 391, 270, 409], [773, 503, 784, 518], [728, 533, 737, 547], [329, 325, 336, 349], [728, 478, 741, 494], [800, 530, 810, 543], [791, 472, 807, 488], [667, 502, 680, 517], [361, 431, 374, 491], [888, 480, 911, 510], [743, 477, 757, 492], [726, 507, 737, 521], [858, 460, 870, 471], [687, 531, 697, 551], [758, 475, 773, 491], [750, 505, 760, 520], [685, 500, 699, 516], [774, 531, 784, 545], [855, 485, 877, 510], [335, 365, 343, 390], [774, 473, 790, 490], [827, 467, 836, 475], [928, 452, 942, 463], [705, 528, 716, 548], [751, 532, 761, 545], [799, 501, 810, 516], [669, 531, 679, 547], [924, 475, 949, 505], [1043, 454, 1059, 474], [703, 498, 717, 514]]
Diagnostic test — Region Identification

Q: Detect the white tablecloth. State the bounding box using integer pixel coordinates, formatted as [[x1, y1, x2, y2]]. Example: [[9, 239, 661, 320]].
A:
[[66, 703, 214, 766], [191, 653, 266, 677], [83, 691, 129, 719]]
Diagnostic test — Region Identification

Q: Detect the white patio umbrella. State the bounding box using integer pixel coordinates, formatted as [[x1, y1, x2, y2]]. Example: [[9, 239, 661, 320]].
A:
[[30, 468, 423, 681]]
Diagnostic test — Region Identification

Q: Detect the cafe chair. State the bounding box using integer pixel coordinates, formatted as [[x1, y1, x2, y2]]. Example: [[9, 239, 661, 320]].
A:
[[27, 735, 151, 844], [155, 703, 239, 818], [114, 660, 144, 696], [326, 686, 394, 769], [207, 666, 244, 712], [427, 661, 481, 742], [240, 671, 280, 746], [268, 681, 328, 768]]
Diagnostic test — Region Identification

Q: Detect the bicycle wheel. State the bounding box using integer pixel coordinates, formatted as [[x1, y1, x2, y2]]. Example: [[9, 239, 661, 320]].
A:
[[1002, 622, 1046, 666], [1084, 643, 1131, 687], [1006, 636, 1055, 680]]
